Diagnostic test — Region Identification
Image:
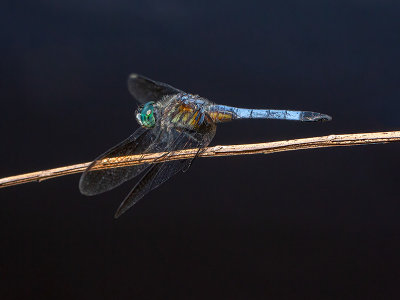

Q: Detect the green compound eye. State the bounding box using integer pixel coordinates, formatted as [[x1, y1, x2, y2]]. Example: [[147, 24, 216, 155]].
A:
[[140, 102, 156, 128]]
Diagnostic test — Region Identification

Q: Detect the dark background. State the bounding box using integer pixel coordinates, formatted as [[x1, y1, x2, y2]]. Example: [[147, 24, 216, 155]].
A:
[[1, 1, 400, 299]]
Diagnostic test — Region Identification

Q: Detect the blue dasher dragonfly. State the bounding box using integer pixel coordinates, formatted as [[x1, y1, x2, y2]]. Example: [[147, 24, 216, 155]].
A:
[[79, 74, 332, 218]]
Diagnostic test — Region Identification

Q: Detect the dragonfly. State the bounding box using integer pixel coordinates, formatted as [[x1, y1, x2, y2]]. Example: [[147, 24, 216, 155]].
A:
[[79, 74, 332, 218]]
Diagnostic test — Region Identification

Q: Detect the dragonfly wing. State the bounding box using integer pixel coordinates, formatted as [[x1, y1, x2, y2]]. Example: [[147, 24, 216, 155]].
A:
[[127, 74, 183, 103], [114, 125, 216, 218], [79, 127, 160, 196]]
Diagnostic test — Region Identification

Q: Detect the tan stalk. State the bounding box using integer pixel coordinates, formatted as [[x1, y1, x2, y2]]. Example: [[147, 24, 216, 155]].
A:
[[1, 131, 399, 189]]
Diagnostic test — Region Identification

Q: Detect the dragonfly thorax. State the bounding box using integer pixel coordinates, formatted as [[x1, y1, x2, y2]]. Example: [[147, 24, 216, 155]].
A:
[[136, 101, 156, 128]]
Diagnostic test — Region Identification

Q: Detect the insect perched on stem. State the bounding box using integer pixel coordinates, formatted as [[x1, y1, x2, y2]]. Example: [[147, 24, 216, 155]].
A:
[[79, 74, 332, 218]]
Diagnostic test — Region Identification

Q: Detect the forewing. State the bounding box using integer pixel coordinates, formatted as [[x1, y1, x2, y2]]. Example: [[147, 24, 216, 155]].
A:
[[114, 125, 216, 218], [127, 74, 182, 103], [79, 127, 159, 196]]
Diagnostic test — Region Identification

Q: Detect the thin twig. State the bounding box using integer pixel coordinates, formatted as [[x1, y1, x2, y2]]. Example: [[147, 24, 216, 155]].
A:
[[1, 131, 399, 189]]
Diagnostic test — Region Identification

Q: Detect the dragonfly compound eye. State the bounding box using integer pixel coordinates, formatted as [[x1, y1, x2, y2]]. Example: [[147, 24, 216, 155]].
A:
[[140, 101, 156, 128]]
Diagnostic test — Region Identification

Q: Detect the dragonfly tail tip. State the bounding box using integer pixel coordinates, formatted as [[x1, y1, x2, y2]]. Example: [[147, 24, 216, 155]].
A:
[[302, 112, 332, 122]]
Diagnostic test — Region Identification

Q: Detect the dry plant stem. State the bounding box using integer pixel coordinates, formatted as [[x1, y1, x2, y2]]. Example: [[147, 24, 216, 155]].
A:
[[1, 131, 399, 189]]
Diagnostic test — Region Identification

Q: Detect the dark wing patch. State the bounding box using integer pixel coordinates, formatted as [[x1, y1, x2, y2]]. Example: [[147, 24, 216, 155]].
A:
[[127, 74, 183, 103]]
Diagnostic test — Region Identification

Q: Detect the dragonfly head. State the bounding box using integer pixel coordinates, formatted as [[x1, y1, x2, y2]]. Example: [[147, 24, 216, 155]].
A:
[[136, 101, 156, 128]]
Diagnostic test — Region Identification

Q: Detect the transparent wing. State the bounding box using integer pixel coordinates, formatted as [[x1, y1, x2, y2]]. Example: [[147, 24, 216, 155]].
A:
[[127, 74, 183, 103], [114, 124, 216, 218], [79, 127, 159, 196]]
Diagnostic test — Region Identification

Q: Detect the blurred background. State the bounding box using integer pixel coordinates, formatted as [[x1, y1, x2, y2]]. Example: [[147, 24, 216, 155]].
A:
[[1, 0, 400, 299]]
